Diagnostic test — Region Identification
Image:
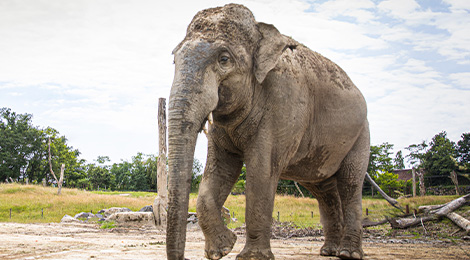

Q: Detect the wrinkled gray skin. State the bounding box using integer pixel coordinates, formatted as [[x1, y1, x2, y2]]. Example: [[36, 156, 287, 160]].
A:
[[166, 4, 369, 260]]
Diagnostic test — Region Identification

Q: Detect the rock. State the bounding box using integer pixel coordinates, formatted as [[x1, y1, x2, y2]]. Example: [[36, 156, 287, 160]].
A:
[[187, 214, 197, 223], [74, 212, 95, 219], [61, 215, 81, 223], [463, 236, 470, 241], [98, 207, 132, 218], [222, 206, 231, 225], [187, 221, 200, 230], [139, 205, 153, 212], [95, 214, 104, 219], [106, 212, 156, 228]]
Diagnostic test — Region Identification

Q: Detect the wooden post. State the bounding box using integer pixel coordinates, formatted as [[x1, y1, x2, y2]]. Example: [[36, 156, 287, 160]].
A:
[[412, 168, 416, 197], [417, 169, 425, 196], [153, 98, 168, 227], [48, 137, 64, 195], [57, 164, 65, 195], [450, 170, 459, 196], [294, 182, 304, 198]]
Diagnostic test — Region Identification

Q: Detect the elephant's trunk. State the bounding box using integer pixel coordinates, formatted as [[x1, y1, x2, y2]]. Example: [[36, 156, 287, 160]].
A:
[[166, 100, 198, 259], [166, 60, 218, 259]]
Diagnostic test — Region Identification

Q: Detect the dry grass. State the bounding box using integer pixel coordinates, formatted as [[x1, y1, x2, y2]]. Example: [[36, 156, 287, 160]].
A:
[[1, 183, 462, 230], [0, 183, 155, 223]]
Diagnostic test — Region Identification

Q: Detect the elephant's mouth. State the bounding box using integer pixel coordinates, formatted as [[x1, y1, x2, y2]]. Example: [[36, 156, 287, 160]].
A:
[[199, 112, 214, 134]]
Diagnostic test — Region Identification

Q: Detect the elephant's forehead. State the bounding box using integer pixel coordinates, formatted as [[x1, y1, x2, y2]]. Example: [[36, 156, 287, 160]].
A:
[[185, 5, 259, 47], [177, 41, 214, 63]]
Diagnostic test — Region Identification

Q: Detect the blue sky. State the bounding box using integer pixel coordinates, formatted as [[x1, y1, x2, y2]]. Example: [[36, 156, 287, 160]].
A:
[[0, 0, 469, 166]]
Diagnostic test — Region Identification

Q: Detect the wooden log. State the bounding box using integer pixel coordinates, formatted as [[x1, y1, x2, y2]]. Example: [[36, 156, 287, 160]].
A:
[[446, 212, 470, 234], [364, 172, 403, 211], [154, 98, 168, 227], [418, 203, 447, 213], [389, 193, 470, 229], [57, 164, 65, 195]]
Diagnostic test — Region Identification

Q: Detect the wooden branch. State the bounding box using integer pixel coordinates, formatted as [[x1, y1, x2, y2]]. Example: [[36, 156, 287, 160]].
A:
[[418, 203, 447, 213], [446, 212, 470, 234], [48, 137, 59, 183], [294, 182, 305, 198], [389, 193, 470, 229], [451, 170, 459, 196], [364, 172, 403, 211], [57, 164, 65, 195]]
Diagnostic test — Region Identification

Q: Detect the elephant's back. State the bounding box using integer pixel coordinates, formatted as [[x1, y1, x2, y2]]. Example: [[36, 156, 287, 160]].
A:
[[278, 39, 368, 183]]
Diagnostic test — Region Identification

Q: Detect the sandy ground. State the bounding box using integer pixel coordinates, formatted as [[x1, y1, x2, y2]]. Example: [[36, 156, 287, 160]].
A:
[[0, 222, 469, 260]]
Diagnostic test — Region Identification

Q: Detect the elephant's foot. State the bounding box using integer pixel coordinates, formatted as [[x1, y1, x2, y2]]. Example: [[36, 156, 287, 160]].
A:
[[319, 241, 339, 257], [338, 237, 363, 260], [338, 249, 363, 260], [204, 228, 237, 260], [236, 247, 274, 260]]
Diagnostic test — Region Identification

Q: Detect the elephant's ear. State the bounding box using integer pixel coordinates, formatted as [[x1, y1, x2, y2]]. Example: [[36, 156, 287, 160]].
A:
[[254, 22, 288, 84]]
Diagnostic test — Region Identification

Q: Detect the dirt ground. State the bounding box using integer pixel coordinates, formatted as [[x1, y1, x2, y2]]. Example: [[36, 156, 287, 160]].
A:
[[0, 222, 469, 260]]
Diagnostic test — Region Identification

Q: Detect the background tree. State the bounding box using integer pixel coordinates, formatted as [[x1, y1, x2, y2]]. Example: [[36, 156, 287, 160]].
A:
[[405, 140, 428, 169], [191, 158, 203, 192], [87, 156, 114, 190], [457, 132, 470, 171], [423, 131, 457, 186], [0, 108, 43, 182], [367, 142, 395, 179], [394, 150, 405, 169]]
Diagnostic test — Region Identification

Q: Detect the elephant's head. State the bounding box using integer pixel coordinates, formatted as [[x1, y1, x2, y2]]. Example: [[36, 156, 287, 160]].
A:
[[166, 4, 287, 259]]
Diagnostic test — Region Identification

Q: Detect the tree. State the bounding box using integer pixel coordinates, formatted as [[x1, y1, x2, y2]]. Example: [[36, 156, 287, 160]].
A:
[[423, 131, 457, 186], [367, 142, 395, 179], [405, 140, 428, 169], [394, 150, 405, 170], [0, 108, 43, 182], [87, 156, 114, 190], [457, 132, 470, 171], [191, 158, 203, 192]]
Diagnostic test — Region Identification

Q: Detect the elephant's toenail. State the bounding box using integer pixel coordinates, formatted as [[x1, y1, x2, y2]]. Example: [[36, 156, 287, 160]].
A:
[[351, 251, 362, 259], [339, 250, 351, 259]]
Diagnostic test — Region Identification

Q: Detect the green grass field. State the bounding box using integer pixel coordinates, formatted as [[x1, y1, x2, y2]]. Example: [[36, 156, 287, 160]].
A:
[[0, 183, 460, 229]]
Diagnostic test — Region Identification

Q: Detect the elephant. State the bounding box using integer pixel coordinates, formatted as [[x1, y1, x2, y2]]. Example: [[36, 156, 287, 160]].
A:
[[166, 4, 370, 260]]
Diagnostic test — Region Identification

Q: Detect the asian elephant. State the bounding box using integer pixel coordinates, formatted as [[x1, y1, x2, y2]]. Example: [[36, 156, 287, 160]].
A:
[[166, 4, 369, 260]]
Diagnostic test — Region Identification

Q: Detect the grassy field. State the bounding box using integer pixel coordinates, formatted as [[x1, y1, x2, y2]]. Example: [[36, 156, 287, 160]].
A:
[[0, 183, 460, 229]]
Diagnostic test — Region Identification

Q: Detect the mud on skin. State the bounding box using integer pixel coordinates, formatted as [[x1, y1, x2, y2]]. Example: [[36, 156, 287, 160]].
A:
[[167, 4, 369, 260]]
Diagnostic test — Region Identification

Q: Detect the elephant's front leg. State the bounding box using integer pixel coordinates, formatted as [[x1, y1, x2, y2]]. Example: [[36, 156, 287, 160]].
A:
[[237, 154, 278, 260], [197, 140, 243, 260]]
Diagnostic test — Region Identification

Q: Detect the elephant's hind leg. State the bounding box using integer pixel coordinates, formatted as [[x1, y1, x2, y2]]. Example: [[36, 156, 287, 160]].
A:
[[336, 126, 369, 260], [197, 142, 243, 260], [301, 177, 343, 257]]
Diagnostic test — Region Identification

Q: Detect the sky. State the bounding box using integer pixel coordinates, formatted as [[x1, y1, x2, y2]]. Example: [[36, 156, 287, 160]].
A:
[[1, 0, 469, 167]]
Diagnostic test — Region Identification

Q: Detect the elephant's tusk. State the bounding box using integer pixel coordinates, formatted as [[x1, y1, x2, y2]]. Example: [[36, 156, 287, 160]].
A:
[[208, 112, 214, 125], [202, 124, 208, 135]]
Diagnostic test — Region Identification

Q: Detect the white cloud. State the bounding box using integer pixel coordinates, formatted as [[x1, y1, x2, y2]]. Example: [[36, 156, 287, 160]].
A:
[[377, 0, 420, 20], [0, 0, 469, 166]]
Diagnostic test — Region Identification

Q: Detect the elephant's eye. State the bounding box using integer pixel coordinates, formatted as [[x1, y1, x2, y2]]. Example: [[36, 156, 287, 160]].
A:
[[218, 52, 232, 67]]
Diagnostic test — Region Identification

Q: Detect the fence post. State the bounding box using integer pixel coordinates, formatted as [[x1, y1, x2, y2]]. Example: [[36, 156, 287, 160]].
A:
[[277, 211, 280, 222], [10, 208, 12, 219], [153, 98, 168, 227]]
